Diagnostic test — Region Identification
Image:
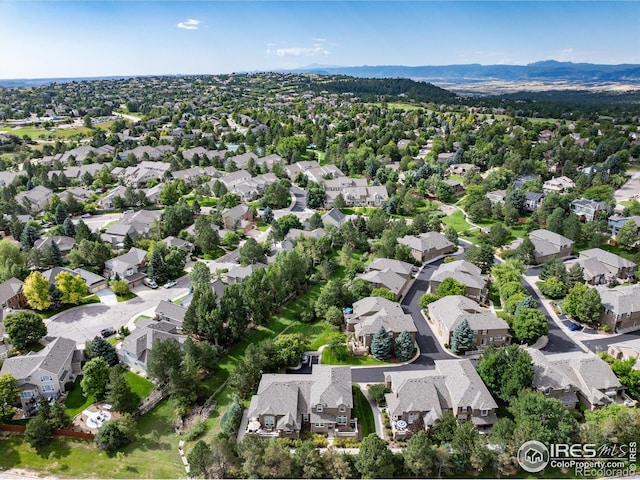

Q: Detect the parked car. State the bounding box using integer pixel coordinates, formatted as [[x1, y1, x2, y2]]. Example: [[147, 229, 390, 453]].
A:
[[81, 213, 91, 218], [101, 327, 116, 338], [144, 278, 158, 289], [164, 280, 177, 288], [568, 322, 582, 331]]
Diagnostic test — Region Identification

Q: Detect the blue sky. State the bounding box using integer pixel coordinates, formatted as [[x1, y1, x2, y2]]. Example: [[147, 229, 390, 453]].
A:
[[1, 1, 639, 79]]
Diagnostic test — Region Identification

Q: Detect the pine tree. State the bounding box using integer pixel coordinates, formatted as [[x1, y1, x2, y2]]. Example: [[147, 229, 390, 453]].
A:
[[48, 242, 63, 267], [48, 283, 63, 311], [106, 368, 140, 414], [123, 233, 134, 251], [566, 262, 585, 290], [370, 326, 392, 360], [20, 225, 39, 250], [450, 319, 475, 354], [147, 249, 167, 283], [62, 217, 76, 237], [55, 203, 68, 225], [394, 330, 414, 362]]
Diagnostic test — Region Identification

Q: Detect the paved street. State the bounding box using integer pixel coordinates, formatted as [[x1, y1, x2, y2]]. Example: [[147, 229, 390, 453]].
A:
[[45, 276, 191, 346], [584, 329, 640, 354], [614, 170, 640, 203], [71, 212, 121, 232]]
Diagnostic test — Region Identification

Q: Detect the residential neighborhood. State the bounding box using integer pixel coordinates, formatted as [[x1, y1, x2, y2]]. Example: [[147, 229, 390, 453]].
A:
[[0, 71, 639, 479]]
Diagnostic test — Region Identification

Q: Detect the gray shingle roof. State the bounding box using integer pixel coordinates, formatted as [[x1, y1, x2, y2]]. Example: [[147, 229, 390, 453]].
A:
[[579, 248, 636, 270], [0, 337, 76, 380], [596, 284, 640, 315], [431, 260, 487, 290], [427, 295, 508, 332], [0, 277, 23, 305], [398, 231, 454, 254]]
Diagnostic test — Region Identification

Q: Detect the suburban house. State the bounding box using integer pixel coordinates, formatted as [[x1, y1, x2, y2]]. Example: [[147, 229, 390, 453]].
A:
[[427, 295, 511, 352], [0, 336, 81, 413], [524, 192, 545, 212], [608, 337, 640, 364], [321, 208, 347, 228], [103, 247, 148, 286], [62, 186, 93, 202], [325, 185, 389, 208], [448, 163, 479, 176], [397, 232, 455, 263], [161, 236, 194, 254], [384, 359, 499, 438], [226, 264, 266, 284], [218, 170, 252, 190], [118, 145, 174, 161], [222, 204, 254, 232], [514, 174, 541, 189], [154, 300, 187, 326], [246, 365, 357, 439], [118, 317, 187, 374], [543, 176, 575, 194], [41, 266, 108, 293], [285, 160, 321, 179], [230, 173, 279, 201], [573, 248, 636, 284], [0, 277, 27, 321], [608, 215, 640, 239], [527, 348, 635, 410], [255, 153, 285, 170], [304, 165, 343, 183], [528, 229, 574, 264], [345, 296, 417, 350], [356, 258, 414, 299], [596, 284, 640, 333], [172, 166, 221, 187], [324, 177, 367, 192], [570, 198, 606, 222], [444, 179, 465, 196], [429, 260, 489, 304], [98, 185, 128, 209], [100, 210, 162, 248], [486, 190, 507, 205], [16, 185, 54, 213], [118, 161, 172, 187], [33, 236, 76, 256]]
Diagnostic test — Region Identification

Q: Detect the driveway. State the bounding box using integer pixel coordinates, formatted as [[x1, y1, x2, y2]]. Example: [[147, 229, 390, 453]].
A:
[[95, 288, 117, 306], [46, 276, 191, 346], [615, 170, 640, 203]]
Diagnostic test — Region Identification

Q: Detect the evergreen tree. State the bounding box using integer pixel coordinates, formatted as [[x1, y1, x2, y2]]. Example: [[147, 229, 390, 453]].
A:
[[48, 242, 63, 267], [370, 326, 392, 360], [450, 319, 475, 354], [147, 248, 167, 283], [262, 206, 274, 224], [75, 220, 93, 242], [24, 412, 52, 449], [106, 367, 140, 414], [123, 233, 134, 251], [48, 283, 63, 311], [566, 262, 585, 290], [444, 225, 458, 244], [62, 217, 76, 237], [394, 330, 414, 362], [55, 203, 68, 225], [20, 225, 39, 250], [87, 336, 119, 366]]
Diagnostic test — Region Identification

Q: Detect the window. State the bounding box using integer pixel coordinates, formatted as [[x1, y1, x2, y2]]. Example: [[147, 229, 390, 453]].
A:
[[336, 416, 347, 425], [544, 387, 551, 396], [338, 405, 345, 413], [264, 415, 275, 427], [302, 414, 309, 422], [408, 413, 419, 424], [627, 312, 632, 318], [564, 385, 571, 392], [482, 329, 488, 335], [461, 406, 468, 412], [481, 410, 488, 417], [481, 338, 487, 346], [473, 330, 478, 335], [316, 404, 323, 413], [315, 422, 324, 427], [42, 385, 55, 392], [21, 391, 34, 399], [40, 375, 53, 382]]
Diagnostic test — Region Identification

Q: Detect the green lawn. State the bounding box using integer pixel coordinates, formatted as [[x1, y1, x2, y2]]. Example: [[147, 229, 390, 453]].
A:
[[352, 385, 375, 438], [0, 125, 94, 140], [64, 377, 95, 418], [283, 320, 339, 351], [321, 348, 389, 366], [442, 209, 471, 232], [0, 400, 185, 478], [256, 221, 270, 232], [116, 292, 137, 302], [124, 371, 154, 399]]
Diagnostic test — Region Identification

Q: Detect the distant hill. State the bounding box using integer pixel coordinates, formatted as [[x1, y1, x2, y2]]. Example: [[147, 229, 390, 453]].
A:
[[293, 60, 640, 84]]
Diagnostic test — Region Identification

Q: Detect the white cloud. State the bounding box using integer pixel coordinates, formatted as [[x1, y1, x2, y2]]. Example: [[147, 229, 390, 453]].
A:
[[266, 46, 330, 57], [177, 19, 201, 30]]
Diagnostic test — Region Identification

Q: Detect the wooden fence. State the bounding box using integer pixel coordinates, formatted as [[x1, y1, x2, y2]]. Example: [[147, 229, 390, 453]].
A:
[[0, 424, 94, 440]]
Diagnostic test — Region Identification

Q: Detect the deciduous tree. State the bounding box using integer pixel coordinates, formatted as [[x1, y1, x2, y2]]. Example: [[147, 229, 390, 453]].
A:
[[4, 311, 47, 350], [81, 357, 111, 400]]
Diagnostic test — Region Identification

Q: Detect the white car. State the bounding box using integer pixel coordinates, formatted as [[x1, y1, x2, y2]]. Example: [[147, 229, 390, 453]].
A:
[[164, 280, 178, 288]]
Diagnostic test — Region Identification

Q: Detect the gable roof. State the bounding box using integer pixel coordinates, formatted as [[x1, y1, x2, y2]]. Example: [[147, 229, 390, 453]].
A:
[[431, 260, 487, 290], [154, 300, 187, 324], [427, 295, 509, 333], [120, 317, 186, 364], [596, 284, 640, 315], [367, 258, 414, 277], [0, 337, 76, 380], [397, 231, 454, 253], [321, 208, 346, 225], [0, 277, 24, 305], [579, 248, 636, 270]]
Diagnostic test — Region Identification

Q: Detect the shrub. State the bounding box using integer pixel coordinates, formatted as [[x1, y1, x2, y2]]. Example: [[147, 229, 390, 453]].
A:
[[111, 279, 130, 296], [184, 419, 207, 441], [418, 293, 439, 309], [600, 324, 611, 333], [312, 434, 328, 447], [367, 384, 390, 405]]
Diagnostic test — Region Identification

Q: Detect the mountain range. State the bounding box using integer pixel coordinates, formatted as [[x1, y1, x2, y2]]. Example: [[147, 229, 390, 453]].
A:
[[291, 60, 640, 84]]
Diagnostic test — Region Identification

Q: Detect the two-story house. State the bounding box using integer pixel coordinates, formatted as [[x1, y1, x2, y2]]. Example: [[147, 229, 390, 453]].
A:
[[570, 198, 606, 222], [427, 295, 511, 352], [16, 185, 54, 213], [103, 247, 148, 287], [356, 258, 414, 300], [384, 359, 498, 438], [397, 232, 455, 264], [528, 229, 574, 264], [527, 348, 635, 410], [0, 337, 80, 414], [222, 205, 254, 232], [543, 176, 575, 194], [608, 215, 640, 240], [596, 284, 640, 333], [429, 260, 489, 304], [574, 248, 636, 284], [246, 365, 356, 439]]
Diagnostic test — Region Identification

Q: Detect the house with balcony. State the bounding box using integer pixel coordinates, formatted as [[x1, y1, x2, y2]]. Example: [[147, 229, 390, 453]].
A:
[[596, 284, 640, 333], [427, 295, 511, 352], [543, 176, 575, 194], [524, 192, 545, 212], [397, 232, 455, 264], [570, 198, 606, 222], [384, 359, 498, 438], [246, 365, 357, 439], [527, 348, 635, 410], [574, 248, 636, 285], [0, 337, 81, 415], [429, 260, 489, 304], [356, 258, 414, 300]]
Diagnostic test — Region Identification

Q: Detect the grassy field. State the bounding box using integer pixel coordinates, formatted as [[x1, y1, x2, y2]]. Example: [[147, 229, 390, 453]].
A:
[[282, 320, 339, 351], [441, 209, 471, 232], [0, 399, 185, 478], [368, 102, 426, 111], [321, 348, 389, 366], [352, 385, 375, 438], [124, 371, 154, 399]]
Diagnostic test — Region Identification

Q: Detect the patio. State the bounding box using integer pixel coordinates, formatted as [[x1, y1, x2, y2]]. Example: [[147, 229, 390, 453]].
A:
[[73, 402, 121, 433]]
